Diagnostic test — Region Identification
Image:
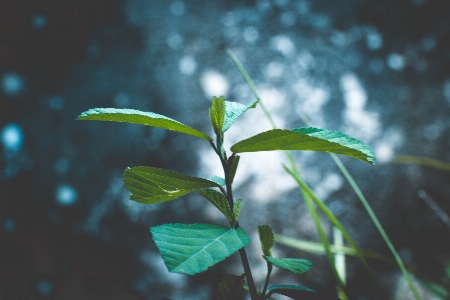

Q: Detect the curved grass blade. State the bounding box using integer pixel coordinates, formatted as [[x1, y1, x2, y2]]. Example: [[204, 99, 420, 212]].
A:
[[124, 167, 222, 204], [394, 155, 450, 172], [263, 256, 311, 275], [78, 108, 212, 141], [258, 225, 274, 257], [151, 223, 250, 275], [231, 128, 375, 165], [214, 274, 246, 300], [223, 99, 259, 132]]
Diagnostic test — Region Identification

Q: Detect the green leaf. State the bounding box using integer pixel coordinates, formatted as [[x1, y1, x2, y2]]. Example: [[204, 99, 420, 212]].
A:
[[223, 99, 259, 132], [77, 108, 211, 141], [258, 225, 274, 257], [231, 127, 375, 165], [232, 199, 242, 225], [198, 189, 232, 221], [209, 175, 226, 186], [264, 256, 312, 275], [214, 274, 245, 300], [124, 167, 221, 204], [151, 223, 250, 275], [267, 285, 340, 300], [210, 96, 226, 136], [229, 155, 240, 183]]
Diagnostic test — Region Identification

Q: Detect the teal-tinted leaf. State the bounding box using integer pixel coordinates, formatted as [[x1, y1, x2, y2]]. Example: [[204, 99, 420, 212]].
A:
[[267, 285, 340, 300], [210, 96, 226, 136], [232, 199, 242, 225], [258, 225, 274, 257], [229, 155, 240, 183], [222, 99, 259, 132], [214, 274, 245, 300], [264, 256, 312, 275], [124, 167, 221, 204], [151, 223, 250, 275], [198, 189, 232, 221], [231, 127, 375, 165], [78, 108, 211, 141], [209, 176, 226, 186]]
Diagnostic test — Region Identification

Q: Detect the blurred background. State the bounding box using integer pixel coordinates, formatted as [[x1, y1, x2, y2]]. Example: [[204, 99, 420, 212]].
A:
[[1, 0, 449, 299]]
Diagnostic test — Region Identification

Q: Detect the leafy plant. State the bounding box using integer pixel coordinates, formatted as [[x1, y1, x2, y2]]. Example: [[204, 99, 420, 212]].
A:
[[78, 94, 375, 299]]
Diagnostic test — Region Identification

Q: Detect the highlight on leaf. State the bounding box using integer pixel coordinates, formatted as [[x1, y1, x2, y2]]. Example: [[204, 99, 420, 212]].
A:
[[124, 167, 222, 204], [151, 223, 250, 275], [223, 99, 259, 132], [77, 108, 212, 141], [264, 256, 312, 275], [258, 225, 274, 257], [231, 127, 375, 165]]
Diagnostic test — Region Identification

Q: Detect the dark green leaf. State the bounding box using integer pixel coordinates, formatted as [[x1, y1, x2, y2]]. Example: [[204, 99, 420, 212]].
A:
[[223, 99, 259, 132], [151, 223, 250, 275], [264, 256, 312, 275], [258, 225, 274, 257], [209, 176, 226, 186], [78, 108, 211, 141], [229, 155, 240, 183], [210, 96, 226, 136], [214, 274, 245, 300], [231, 127, 375, 165], [124, 167, 221, 204], [198, 189, 232, 221], [232, 199, 242, 225]]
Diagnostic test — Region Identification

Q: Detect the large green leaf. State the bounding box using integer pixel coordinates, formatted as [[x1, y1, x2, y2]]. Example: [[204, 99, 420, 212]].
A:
[[258, 225, 274, 257], [214, 274, 246, 300], [231, 127, 375, 164], [124, 167, 221, 204], [210, 96, 226, 136], [198, 188, 232, 221], [267, 285, 340, 300], [264, 256, 312, 275], [222, 99, 259, 132], [77, 108, 211, 141], [151, 223, 250, 275]]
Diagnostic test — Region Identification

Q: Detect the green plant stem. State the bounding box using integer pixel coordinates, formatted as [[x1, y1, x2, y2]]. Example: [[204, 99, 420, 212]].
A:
[[217, 139, 259, 300], [331, 154, 422, 300], [261, 262, 273, 299]]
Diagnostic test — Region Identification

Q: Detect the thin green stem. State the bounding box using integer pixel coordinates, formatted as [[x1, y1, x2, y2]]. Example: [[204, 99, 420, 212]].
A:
[[214, 131, 259, 300], [331, 154, 422, 300], [261, 262, 273, 298]]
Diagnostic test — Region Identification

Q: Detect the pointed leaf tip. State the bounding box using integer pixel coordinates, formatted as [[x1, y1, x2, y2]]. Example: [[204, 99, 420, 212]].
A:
[[124, 167, 222, 204], [231, 127, 375, 165], [222, 99, 259, 132], [151, 223, 250, 275], [264, 256, 312, 275], [258, 225, 274, 257], [77, 108, 211, 141]]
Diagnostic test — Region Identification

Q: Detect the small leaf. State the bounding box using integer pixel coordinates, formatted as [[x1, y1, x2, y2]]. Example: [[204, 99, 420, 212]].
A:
[[232, 199, 242, 225], [78, 108, 211, 141], [209, 176, 226, 186], [258, 225, 274, 257], [231, 127, 375, 165], [198, 189, 232, 221], [229, 155, 240, 183], [267, 285, 342, 300], [124, 167, 222, 204], [210, 96, 226, 136], [264, 256, 312, 275], [223, 99, 259, 132], [151, 223, 250, 275], [214, 274, 245, 300]]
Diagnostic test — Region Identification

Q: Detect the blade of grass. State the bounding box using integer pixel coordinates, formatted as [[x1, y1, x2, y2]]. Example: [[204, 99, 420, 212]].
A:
[[394, 155, 450, 172], [331, 154, 422, 300], [334, 227, 346, 285]]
